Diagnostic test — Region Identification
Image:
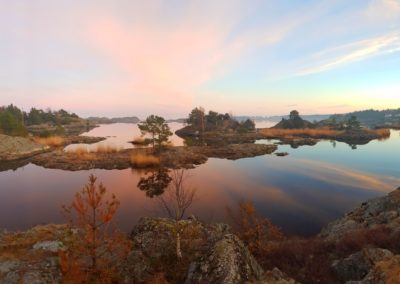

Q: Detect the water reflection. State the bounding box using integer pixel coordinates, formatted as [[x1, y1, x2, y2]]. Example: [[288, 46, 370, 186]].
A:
[[65, 122, 184, 152], [0, 128, 399, 236], [137, 168, 172, 198]]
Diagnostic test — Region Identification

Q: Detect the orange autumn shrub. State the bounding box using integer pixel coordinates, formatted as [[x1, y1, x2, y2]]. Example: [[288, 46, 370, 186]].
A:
[[61, 174, 131, 283], [227, 200, 283, 256]]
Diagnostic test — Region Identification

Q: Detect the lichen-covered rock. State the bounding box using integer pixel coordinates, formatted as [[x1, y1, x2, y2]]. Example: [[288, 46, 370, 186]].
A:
[[33, 240, 65, 253], [120, 217, 231, 283], [255, 267, 297, 284], [345, 255, 400, 284], [0, 224, 68, 283], [185, 234, 264, 284], [357, 255, 400, 284], [320, 188, 400, 239], [120, 217, 264, 284], [332, 248, 393, 282], [0, 257, 62, 284]]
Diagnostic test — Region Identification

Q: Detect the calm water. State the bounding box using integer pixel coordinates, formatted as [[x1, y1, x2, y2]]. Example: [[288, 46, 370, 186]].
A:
[[0, 124, 399, 236]]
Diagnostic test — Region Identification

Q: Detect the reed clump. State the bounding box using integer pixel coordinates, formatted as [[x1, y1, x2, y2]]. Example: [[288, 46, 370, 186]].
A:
[[94, 143, 121, 153], [33, 136, 65, 147], [130, 153, 160, 167], [371, 128, 391, 140], [66, 145, 93, 159], [260, 128, 342, 138]]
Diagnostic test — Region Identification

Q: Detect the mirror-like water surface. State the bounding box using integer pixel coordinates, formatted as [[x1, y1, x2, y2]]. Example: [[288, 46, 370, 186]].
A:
[[0, 124, 399, 236]]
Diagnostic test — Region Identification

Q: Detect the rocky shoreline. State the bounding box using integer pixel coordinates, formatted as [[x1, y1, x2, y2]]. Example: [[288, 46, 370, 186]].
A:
[[0, 134, 105, 171], [0, 134, 50, 161]]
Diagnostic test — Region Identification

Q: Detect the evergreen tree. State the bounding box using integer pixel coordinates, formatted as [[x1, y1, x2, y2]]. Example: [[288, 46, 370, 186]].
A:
[[138, 115, 172, 151]]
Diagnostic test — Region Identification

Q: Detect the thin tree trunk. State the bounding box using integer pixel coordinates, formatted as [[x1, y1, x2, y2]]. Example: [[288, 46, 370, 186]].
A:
[[176, 231, 182, 259], [92, 207, 97, 272], [176, 220, 182, 259]]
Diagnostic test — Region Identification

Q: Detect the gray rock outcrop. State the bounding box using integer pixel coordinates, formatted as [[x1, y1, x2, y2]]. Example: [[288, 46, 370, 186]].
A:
[[320, 188, 400, 240], [332, 248, 393, 282]]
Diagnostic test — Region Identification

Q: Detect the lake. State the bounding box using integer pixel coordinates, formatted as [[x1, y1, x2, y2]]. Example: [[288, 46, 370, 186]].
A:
[[0, 123, 399, 236]]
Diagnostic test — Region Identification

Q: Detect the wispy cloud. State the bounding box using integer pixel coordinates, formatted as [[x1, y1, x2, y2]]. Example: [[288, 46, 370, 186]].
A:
[[296, 32, 400, 76]]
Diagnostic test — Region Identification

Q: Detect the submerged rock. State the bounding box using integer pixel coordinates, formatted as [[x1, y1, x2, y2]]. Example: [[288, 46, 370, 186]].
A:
[[275, 152, 289, 157]]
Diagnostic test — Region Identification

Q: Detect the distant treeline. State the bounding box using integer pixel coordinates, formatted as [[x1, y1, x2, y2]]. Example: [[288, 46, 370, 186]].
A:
[[331, 108, 400, 127], [0, 104, 80, 136]]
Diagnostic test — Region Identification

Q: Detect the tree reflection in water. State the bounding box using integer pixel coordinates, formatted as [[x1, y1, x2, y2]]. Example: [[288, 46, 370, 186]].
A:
[[137, 167, 172, 198]]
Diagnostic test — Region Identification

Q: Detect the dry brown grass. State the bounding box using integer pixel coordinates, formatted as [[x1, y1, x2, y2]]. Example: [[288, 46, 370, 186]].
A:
[[374, 256, 400, 284], [94, 143, 121, 153], [130, 153, 160, 167], [66, 145, 94, 159], [260, 127, 391, 140], [260, 128, 343, 138], [372, 128, 391, 140], [0, 224, 68, 262], [33, 136, 65, 147]]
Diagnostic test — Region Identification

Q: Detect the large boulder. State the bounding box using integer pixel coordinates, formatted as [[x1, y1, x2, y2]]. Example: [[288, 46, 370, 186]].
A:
[[256, 268, 297, 284], [356, 255, 400, 284], [120, 217, 266, 284], [0, 257, 62, 284], [0, 224, 67, 284], [185, 234, 264, 284], [332, 248, 393, 282], [320, 188, 400, 240]]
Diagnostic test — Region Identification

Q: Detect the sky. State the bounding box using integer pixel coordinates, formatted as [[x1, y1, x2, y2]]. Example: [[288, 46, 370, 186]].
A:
[[0, 0, 399, 118]]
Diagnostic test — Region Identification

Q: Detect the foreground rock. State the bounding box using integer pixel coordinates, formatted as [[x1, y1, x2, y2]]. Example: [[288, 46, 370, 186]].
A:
[[332, 248, 393, 282], [121, 217, 293, 284], [0, 224, 67, 284], [320, 187, 400, 240], [186, 234, 264, 283], [31, 143, 277, 171], [358, 255, 400, 284], [0, 219, 294, 284], [319, 188, 400, 283], [0, 134, 49, 161]]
